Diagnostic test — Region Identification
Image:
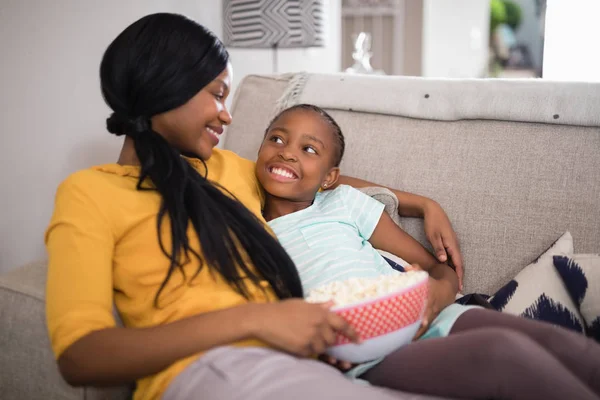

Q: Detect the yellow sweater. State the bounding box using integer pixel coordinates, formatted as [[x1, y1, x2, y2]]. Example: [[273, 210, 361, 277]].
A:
[[45, 149, 273, 400]]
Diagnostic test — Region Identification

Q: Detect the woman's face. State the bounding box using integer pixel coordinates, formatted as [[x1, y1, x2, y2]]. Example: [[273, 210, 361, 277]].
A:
[[151, 63, 233, 160]]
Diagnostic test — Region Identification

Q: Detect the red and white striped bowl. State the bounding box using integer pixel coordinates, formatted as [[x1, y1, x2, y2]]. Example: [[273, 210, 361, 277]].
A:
[[326, 271, 429, 363]]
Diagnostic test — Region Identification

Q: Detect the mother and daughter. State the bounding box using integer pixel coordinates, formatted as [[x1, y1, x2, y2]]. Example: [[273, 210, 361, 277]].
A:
[[46, 13, 600, 400]]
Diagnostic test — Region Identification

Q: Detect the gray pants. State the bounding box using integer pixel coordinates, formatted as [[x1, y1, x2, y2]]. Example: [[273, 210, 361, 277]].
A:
[[162, 347, 447, 400]]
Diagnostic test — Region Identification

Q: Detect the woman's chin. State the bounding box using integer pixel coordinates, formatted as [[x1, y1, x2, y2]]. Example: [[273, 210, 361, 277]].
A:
[[192, 144, 215, 160]]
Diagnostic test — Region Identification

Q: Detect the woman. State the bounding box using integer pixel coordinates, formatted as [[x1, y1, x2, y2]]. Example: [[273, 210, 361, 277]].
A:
[[46, 13, 462, 400]]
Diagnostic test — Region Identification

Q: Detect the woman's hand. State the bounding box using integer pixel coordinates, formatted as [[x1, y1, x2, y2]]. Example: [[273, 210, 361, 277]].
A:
[[409, 270, 457, 340], [423, 201, 464, 291], [249, 299, 361, 357]]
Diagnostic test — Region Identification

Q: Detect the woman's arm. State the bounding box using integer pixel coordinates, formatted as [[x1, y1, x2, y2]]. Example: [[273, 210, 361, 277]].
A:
[[58, 300, 358, 386], [51, 283, 358, 388], [58, 304, 257, 385], [336, 175, 464, 290]]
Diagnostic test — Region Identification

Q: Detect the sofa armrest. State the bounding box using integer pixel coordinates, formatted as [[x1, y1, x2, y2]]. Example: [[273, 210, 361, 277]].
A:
[[0, 261, 131, 400]]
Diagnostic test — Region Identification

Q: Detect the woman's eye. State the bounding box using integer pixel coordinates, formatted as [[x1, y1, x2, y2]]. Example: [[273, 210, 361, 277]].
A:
[[214, 93, 224, 101], [304, 146, 317, 154]]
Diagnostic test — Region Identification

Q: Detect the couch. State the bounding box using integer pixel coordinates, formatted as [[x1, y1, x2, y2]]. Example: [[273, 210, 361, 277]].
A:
[[1, 73, 599, 399]]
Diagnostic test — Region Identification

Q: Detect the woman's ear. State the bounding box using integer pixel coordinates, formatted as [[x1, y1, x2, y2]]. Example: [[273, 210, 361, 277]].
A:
[[321, 167, 340, 190]]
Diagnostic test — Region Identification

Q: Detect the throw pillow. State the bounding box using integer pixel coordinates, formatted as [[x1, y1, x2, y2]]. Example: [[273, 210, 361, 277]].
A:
[[379, 249, 408, 272], [554, 254, 600, 341], [489, 232, 586, 333]]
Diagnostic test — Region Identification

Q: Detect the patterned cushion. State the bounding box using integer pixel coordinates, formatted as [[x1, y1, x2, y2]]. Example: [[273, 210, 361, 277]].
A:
[[489, 232, 586, 333], [553, 254, 600, 341], [379, 250, 408, 272]]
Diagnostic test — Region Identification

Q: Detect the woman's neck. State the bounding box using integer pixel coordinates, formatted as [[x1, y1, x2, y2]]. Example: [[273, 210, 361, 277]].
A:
[[117, 137, 140, 166], [262, 195, 314, 222]]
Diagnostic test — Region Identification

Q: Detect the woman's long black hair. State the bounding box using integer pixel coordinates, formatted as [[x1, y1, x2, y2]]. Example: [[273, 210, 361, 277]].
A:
[[100, 13, 303, 305]]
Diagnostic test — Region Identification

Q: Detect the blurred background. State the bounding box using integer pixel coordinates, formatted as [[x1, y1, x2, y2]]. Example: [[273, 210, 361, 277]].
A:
[[1, 0, 599, 273]]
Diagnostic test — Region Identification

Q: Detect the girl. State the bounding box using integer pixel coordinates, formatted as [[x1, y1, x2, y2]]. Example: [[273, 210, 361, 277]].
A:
[[45, 13, 460, 400], [256, 104, 600, 400]]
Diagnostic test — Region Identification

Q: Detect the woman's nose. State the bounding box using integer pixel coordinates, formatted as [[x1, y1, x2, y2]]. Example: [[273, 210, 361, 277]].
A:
[[220, 106, 232, 126]]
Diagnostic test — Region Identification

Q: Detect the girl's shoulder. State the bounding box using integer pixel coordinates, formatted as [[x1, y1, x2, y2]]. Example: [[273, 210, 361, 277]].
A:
[[319, 184, 357, 200]]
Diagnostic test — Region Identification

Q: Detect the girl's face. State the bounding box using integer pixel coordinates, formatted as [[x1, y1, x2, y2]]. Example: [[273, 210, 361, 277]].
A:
[[151, 63, 233, 160], [256, 109, 340, 202]]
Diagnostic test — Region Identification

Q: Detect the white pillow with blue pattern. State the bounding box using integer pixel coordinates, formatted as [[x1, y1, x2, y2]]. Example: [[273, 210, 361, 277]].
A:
[[553, 254, 600, 341], [489, 232, 586, 333]]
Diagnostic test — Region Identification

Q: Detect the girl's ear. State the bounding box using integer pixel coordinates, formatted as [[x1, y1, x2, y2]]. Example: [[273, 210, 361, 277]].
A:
[[256, 138, 266, 157], [321, 167, 340, 190]]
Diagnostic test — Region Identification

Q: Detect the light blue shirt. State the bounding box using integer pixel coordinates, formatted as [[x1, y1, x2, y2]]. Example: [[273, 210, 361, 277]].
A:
[[268, 185, 398, 294]]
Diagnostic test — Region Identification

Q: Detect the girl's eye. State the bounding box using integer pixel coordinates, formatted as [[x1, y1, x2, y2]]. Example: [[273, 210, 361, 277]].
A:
[[270, 136, 284, 144], [214, 93, 224, 101], [304, 146, 317, 154]]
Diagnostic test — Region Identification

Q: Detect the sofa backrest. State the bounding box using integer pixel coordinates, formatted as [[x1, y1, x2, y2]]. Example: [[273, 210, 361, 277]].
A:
[[225, 73, 600, 295]]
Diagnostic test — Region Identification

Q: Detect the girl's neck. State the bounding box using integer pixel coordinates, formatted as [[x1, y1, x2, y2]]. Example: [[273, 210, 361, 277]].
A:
[[262, 194, 315, 222]]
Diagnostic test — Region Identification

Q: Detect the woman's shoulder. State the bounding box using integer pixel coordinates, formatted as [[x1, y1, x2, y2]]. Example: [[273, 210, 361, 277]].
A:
[[206, 148, 255, 169], [201, 149, 264, 215], [54, 165, 141, 211], [204, 148, 259, 188], [58, 167, 111, 192], [59, 164, 136, 191]]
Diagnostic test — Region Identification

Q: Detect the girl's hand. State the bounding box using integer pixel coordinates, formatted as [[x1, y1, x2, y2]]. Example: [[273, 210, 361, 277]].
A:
[[412, 275, 456, 340], [318, 354, 355, 372], [249, 300, 361, 357], [423, 201, 464, 291]]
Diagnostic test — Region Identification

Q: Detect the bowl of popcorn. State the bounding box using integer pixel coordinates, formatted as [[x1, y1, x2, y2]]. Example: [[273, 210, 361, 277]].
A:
[[306, 271, 429, 363]]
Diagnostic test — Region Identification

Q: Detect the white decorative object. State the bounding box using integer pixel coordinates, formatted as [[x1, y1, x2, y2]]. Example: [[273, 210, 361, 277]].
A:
[[342, 0, 405, 75], [345, 32, 385, 75]]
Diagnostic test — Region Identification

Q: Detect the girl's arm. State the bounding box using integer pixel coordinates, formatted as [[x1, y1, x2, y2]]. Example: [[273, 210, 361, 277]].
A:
[[369, 212, 458, 291], [368, 212, 459, 334], [336, 175, 464, 291]]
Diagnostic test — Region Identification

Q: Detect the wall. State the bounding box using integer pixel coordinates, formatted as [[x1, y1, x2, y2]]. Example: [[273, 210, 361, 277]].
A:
[[0, 0, 341, 273], [403, 0, 424, 76], [512, 0, 544, 71], [421, 0, 490, 78], [543, 0, 600, 82]]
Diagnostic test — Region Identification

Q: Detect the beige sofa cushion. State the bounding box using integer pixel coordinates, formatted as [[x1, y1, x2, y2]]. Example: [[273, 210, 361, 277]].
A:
[[0, 261, 131, 400]]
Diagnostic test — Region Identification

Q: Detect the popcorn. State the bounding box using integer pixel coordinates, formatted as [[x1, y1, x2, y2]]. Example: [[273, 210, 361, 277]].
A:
[[305, 271, 427, 307]]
